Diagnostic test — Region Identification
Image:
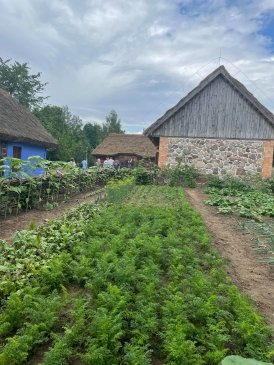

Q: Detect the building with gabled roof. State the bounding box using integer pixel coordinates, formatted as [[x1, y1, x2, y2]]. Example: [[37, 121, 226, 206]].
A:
[[145, 65, 274, 177], [92, 133, 157, 166], [0, 87, 57, 175]]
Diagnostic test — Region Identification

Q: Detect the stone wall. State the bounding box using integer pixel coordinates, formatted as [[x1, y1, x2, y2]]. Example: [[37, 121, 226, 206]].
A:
[[166, 137, 265, 176]]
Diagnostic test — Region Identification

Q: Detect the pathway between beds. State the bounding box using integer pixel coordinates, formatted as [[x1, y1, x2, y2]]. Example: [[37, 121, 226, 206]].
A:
[[0, 189, 105, 243], [185, 188, 274, 328]]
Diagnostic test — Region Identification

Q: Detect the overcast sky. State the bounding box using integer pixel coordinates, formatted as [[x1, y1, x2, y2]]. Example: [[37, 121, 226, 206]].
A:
[[1, 0, 274, 132]]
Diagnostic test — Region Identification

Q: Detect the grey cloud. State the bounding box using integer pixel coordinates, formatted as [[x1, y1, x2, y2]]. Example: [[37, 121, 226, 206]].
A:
[[1, 0, 274, 132]]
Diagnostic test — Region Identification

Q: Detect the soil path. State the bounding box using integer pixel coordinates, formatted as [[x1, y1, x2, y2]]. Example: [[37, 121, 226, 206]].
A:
[[185, 188, 274, 328], [0, 189, 105, 243]]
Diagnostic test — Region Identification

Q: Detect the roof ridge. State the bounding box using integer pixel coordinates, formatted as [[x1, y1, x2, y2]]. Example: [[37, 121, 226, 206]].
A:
[[144, 66, 274, 136], [92, 133, 157, 157]]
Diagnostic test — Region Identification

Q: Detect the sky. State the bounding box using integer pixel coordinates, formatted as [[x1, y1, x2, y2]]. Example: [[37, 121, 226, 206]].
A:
[[1, 0, 274, 132]]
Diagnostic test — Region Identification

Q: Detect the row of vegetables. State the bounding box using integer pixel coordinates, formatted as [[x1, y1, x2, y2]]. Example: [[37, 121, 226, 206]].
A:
[[0, 184, 273, 364], [0, 156, 202, 219], [0, 157, 133, 217], [203, 176, 274, 265]]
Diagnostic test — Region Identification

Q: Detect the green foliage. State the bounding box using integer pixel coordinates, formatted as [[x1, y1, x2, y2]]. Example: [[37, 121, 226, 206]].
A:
[[205, 177, 274, 221], [134, 162, 155, 185], [220, 355, 272, 365], [0, 202, 101, 297], [106, 177, 135, 203], [0, 159, 134, 217], [0, 185, 273, 364], [134, 162, 199, 187], [206, 176, 254, 192], [83, 122, 104, 149], [34, 105, 89, 162], [0, 290, 64, 364], [238, 220, 274, 265], [0, 57, 47, 109], [123, 344, 151, 365], [264, 176, 274, 194], [103, 110, 125, 136], [83, 110, 124, 155], [42, 297, 90, 365], [167, 163, 198, 187]]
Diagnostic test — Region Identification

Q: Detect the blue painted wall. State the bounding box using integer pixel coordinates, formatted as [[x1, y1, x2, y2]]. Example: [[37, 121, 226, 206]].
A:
[[4, 142, 47, 176], [7, 142, 46, 160]]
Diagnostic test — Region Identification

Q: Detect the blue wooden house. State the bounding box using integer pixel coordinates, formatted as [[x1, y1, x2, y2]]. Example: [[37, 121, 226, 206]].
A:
[[0, 87, 57, 176]]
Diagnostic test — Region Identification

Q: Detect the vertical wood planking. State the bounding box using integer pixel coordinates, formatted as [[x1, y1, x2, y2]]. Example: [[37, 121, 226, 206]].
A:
[[152, 76, 274, 140]]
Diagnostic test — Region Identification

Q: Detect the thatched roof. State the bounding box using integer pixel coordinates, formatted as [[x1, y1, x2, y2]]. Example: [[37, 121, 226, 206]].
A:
[[92, 133, 157, 158], [144, 65, 274, 136], [0, 87, 57, 147]]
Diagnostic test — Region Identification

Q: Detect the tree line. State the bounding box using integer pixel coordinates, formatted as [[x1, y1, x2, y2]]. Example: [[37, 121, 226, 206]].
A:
[[0, 58, 124, 163]]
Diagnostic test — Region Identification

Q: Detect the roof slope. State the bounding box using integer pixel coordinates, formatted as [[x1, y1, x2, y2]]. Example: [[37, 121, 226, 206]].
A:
[[144, 65, 274, 136], [0, 87, 57, 147], [92, 133, 157, 157]]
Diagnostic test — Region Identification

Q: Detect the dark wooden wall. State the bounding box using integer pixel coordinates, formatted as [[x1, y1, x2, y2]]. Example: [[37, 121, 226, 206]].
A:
[[151, 76, 274, 140]]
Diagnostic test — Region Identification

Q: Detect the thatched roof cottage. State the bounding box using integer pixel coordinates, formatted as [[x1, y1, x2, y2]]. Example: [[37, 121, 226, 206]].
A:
[[0, 87, 57, 175], [92, 133, 157, 167]]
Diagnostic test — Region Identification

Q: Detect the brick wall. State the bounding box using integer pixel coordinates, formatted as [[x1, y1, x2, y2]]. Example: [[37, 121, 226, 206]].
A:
[[158, 137, 169, 166], [262, 140, 274, 178]]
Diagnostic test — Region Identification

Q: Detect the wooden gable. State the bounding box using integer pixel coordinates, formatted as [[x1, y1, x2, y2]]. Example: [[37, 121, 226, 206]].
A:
[[145, 66, 274, 140]]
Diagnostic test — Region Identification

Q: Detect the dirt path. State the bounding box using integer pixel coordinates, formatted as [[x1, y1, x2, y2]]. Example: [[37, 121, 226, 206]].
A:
[[185, 188, 274, 328], [0, 189, 105, 242]]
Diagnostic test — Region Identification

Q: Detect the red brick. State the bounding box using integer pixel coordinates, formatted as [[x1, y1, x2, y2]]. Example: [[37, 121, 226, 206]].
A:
[[158, 137, 169, 166], [262, 140, 274, 178]]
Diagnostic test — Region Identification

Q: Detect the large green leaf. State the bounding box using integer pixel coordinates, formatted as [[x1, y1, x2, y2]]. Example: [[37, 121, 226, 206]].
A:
[[220, 355, 272, 365]]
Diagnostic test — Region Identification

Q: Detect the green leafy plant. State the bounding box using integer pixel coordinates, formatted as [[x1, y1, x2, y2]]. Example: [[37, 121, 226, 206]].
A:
[[220, 355, 272, 365]]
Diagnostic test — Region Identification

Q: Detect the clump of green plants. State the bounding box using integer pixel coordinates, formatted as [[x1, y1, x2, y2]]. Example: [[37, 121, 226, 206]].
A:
[[264, 176, 274, 194], [0, 157, 134, 218], [134, 161, 155, 185], [220, 355, 272, 364], [106, 177, 135, 203], [205, 175, 274, 220], [204, 175, 274, 264], [167, 163, 198, 187], [206, 175, 254, 193]]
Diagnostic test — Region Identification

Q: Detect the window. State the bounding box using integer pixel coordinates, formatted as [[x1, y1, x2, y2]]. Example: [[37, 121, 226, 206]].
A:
[[0, 142, 7, 176], [0, 142, 7, 158], [13, 146, 22, 159]]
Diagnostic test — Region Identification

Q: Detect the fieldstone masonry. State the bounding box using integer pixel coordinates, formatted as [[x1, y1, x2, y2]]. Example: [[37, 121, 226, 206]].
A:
[[166, 137, 265, 176]]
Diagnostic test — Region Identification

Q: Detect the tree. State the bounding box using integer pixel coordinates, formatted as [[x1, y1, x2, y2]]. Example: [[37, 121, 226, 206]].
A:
[[102, 110, 124, 138], [83, 123, 104, 149], [84, 110, 124, 152], [34, 105, 89, 162], [0, 57, 47, 109]]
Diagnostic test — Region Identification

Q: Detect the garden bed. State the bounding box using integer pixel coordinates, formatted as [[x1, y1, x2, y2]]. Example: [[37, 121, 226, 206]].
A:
[[0, 185, 273, 364]]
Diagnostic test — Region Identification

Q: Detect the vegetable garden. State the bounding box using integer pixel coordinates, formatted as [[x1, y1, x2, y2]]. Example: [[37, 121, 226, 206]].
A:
[[0, 157, 133, 218], [204, 176, 274, 265], [0, 180, 273, 364]]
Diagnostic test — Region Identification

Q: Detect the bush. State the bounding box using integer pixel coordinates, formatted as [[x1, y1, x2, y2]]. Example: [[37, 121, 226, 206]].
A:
[[134, 162, 155, 185], [168, 164, 198, 187]]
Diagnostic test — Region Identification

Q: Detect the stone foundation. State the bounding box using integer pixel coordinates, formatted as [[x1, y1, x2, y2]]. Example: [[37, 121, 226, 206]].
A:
[[165, 137, 267, 177]]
